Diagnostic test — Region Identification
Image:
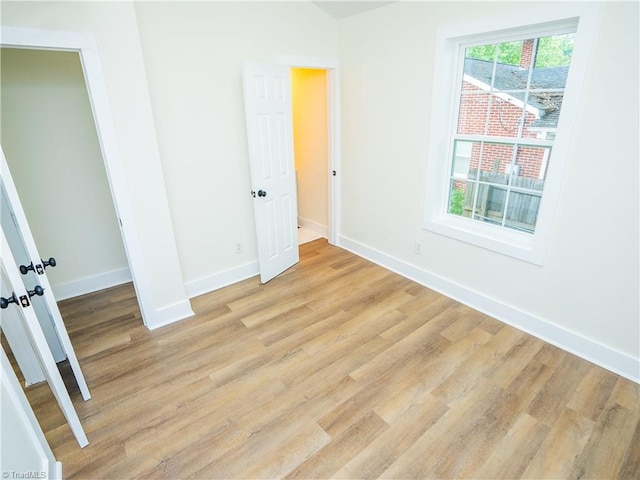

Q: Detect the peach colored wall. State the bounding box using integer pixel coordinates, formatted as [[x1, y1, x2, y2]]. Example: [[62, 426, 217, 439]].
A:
[[291, 68, 328, 229]]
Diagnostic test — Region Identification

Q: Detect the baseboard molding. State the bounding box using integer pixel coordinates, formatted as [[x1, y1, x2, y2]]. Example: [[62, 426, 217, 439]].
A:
[[337, 235, 640, 384], [185, 261, 260, 299], [52, 267, 132, 301], [298, 217, 328, 238], [146, 262, 260, 330], [146, 300, 195, 331]]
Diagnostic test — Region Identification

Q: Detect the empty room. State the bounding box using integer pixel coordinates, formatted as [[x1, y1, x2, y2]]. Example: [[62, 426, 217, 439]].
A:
[[0, 1, 638, 479]]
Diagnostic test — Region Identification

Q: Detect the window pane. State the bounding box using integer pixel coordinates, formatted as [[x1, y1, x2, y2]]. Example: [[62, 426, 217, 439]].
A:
[[534, 33, 574, 69], [487, 94, 524, 139], [497, 40, 526, 67], [448, 179, 474, 218], [465, 40, 531, 89], [463, 53, 495, 88], [513, 145, 551, 188], [506, 191, 542, 233], [527, 33, 573, 137], [525, 90, 565, 135], [457, 93, 490, 135], [471, 142, 515, 180], [451, 140, 472, 177], [472, 184, 506, 225]]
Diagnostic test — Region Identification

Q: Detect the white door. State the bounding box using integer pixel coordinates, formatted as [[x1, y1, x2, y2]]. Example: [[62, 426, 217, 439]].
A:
[[1, 346, 62, 479], [1, 229, 89, 447], [1, 147, 90, 400], [243, 62, 299, 283], [1, 184, 66, 363]]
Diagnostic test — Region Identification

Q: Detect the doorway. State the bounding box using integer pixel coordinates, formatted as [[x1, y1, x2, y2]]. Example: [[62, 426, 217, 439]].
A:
[[284, 55, 339, 248], [0, 48, 130, 302], [291, 67, 329, 246], [0, 26, 167, 328]]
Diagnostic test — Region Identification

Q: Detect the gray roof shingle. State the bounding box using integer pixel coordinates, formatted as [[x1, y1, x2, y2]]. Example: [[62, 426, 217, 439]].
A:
[[463, 58, 568, 129]]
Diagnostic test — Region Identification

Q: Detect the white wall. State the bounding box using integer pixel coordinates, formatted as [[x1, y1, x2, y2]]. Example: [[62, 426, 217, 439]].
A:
[[1, 1, 191, 326], [1, 48, 129, 296], [337, 1, 639, 378], [132, 1, 337, 294]]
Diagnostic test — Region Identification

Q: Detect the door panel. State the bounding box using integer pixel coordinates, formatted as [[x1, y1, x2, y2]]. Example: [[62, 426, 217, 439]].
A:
[[243, 62, 299, 283]]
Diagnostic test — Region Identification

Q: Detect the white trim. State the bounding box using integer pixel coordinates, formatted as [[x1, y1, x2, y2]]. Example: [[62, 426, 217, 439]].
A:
[[145, 300, 199, 331], [0, 25, 186, 328], [337, 234, 640, 384], [51, 267, 132, 301], [277, 54, 341, 246], [298, 216, 328, 238], [423, 3, 601, 266], [277, 55, 338, 70], [185, 261, 259, 299]]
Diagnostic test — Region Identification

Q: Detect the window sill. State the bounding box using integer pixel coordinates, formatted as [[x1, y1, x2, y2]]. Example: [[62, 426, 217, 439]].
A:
[[425, 213, 545, 265]]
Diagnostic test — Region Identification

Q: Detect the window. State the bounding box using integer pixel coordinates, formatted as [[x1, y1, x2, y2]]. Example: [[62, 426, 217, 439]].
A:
[[451, 33, 574, 234], [423, 5, 599, 264]]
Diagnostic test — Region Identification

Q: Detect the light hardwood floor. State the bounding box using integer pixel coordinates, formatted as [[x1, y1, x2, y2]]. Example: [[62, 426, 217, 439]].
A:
[[11, 239, 640, 479]]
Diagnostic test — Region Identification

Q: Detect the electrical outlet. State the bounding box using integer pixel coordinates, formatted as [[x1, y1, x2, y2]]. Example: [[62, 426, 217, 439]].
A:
[[235, 241, 243, 254], [414, 240, 422, 255]]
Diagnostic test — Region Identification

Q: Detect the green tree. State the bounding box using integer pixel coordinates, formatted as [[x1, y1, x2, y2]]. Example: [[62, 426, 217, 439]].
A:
[[466, 41, 522, 65], [535, 34, 574, 67], [466, 34, 574, 68], [449, 188, 465, 215]]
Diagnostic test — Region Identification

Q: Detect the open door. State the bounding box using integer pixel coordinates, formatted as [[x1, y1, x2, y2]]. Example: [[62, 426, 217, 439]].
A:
[[243, 62, 299, 283], [1, 147, 90, 400], [1, 229, 88, 447]]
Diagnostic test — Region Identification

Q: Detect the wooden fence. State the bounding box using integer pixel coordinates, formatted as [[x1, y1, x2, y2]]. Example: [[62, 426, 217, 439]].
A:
[[460, 169, 545, 232]]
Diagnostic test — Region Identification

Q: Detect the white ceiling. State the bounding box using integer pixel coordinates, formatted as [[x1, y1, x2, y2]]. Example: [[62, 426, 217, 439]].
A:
[[311, 1, 396, 20]]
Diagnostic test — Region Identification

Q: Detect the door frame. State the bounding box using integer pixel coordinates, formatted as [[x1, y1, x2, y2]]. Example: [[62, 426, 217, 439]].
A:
[[0, 26, 155, 325], [277, 55, 340, 246]]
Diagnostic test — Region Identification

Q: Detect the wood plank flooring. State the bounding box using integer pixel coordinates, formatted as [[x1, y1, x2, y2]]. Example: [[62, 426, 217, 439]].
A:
[[9, 239, 640, 479]]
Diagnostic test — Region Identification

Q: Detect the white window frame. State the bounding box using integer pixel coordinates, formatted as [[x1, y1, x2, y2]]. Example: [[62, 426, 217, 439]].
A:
[[423, 3, 600, 265]]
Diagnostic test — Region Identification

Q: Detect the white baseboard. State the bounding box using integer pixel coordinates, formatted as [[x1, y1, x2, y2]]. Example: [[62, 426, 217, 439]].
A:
[[145, 300, 195, 330], [147, 262, 260, 330], [52, 267, 132, 300], [185, 261, 260, 299], [298, 217, 328, 238], [337, 235, 639, 384]]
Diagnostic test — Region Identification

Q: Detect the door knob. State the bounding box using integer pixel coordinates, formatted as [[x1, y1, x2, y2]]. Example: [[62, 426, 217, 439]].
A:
[[0, 293, 18, 309], [28, 285, 45, 298], [258, 190, 267, 197], [42, 257, 56, 269], [19, 262, 35, 275]]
